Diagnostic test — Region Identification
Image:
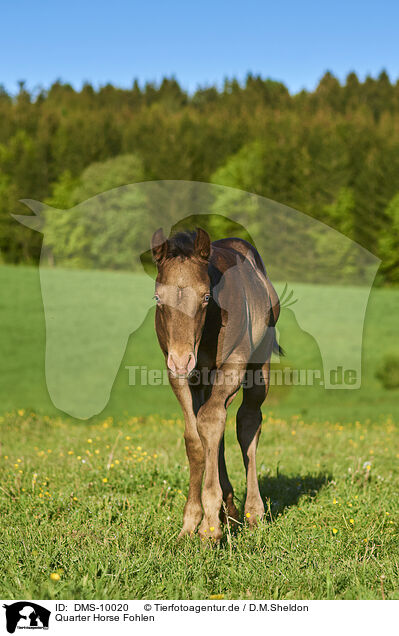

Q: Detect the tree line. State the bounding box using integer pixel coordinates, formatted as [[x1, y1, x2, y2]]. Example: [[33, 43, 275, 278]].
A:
[[0, 71, 399, 282]]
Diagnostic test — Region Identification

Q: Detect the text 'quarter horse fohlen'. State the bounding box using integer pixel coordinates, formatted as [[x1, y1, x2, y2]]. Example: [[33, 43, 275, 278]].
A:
[[151, 228, 281, 541]]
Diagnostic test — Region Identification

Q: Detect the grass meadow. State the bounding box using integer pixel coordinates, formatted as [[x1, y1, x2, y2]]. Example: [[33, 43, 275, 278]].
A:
[[0, 264, 398, 599], [1, 411, 398, 599]]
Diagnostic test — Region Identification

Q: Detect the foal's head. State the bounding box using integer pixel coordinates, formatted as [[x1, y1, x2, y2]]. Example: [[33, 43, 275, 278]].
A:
[[151, 228, 211, 378]]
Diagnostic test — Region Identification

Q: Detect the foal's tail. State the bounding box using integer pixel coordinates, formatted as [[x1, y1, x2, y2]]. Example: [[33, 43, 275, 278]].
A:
[[273, 334, 284, 357], [264, 277, 285, 358]]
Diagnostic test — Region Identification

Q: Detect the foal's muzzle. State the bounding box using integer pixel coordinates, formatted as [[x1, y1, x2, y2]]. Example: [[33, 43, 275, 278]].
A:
[[167, 351, 196, 378]]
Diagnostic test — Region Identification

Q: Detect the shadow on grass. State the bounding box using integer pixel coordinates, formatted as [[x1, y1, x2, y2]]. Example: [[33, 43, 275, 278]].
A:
[[257, 472, 331, 518], [225, 472, 331, 533], [216, 473, 331, 547]]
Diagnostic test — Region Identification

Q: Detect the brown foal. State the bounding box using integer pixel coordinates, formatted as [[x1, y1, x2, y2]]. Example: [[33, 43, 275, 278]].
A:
[[151, 227, 280, 540]]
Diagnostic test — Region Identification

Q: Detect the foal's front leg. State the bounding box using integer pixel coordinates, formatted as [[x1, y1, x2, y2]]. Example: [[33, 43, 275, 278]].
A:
[[169, 378, 205, 538], [196, 365, 244, 541]]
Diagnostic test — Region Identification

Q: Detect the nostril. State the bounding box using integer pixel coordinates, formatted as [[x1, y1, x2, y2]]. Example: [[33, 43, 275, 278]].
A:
[[167, 353, 176, 373], [187, 353, 196, 374]]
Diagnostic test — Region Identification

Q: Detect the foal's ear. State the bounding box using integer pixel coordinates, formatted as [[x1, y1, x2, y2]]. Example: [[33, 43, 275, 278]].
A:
[[151, 228, 168, 264], [194, 227, 211, 261]]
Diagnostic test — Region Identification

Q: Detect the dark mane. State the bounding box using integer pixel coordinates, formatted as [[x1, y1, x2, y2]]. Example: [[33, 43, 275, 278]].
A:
[[166, 231, 197, 259]]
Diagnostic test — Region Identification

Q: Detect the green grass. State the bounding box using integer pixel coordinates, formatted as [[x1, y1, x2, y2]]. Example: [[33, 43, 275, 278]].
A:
[[0, 264, 398, 599], [1, 264, 399, 422], [0, 410, 398, 599]]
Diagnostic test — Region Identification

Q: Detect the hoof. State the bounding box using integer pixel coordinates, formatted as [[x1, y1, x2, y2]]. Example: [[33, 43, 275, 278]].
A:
[[177, 528, 195, 541], [178, 505, 203, 539], [198, 521, 223, 543], [177, 517, 202, 539], [244, 499, 265, 528], [244, 509, 264, 528]]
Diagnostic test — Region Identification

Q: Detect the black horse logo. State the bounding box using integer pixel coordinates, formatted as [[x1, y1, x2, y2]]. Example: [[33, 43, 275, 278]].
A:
[[3, 602, 50, 633]]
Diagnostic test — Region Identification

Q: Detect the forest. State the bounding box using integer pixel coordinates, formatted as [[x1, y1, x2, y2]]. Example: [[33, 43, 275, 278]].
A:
[[1, 70, 399, 283]]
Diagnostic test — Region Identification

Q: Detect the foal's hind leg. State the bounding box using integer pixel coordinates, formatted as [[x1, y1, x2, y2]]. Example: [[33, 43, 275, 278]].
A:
[[237, 361, 270, 526], [218, 435, 240, 524]]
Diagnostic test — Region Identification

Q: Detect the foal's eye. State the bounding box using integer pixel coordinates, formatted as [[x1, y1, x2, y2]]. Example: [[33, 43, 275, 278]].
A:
[[203, 293, 211, 303], [153, 294, 161, 304]]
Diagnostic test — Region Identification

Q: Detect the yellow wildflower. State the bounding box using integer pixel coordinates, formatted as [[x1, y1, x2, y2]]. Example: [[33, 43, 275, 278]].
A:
[[209, 594, 224, 600]]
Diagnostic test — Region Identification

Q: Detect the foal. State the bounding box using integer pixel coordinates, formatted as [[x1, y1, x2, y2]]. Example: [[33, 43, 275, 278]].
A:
[[151, 228, 280, 540]]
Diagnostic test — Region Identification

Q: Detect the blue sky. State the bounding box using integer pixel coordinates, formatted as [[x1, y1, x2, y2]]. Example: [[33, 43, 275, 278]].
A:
[[2, 0, 398, 94]]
